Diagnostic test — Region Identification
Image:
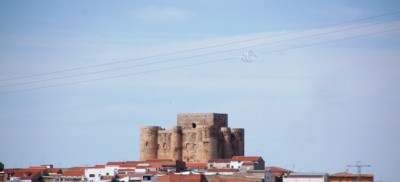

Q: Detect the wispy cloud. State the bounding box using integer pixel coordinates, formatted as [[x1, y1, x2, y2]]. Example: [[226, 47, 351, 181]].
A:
[[135, 6, 193, 22]]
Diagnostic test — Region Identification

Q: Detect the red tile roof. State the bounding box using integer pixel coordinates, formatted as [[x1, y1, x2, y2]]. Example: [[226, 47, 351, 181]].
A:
[[106, 161, 125, 165], [232, 156, 262, 161], [266, 166, 291, 172], [125, 161, 142, 165], [330, 172, 373, 177], [4, 168, 18, 174], [62, 169, 85, 176], [242, 161, 254, 165], [47, 168, 62, 174], [265, 166, 292, 177], [10, 169, 45, 180], [149, 163, 162, 168], [28, 166, 46, 169], [94, 165, 106, 168], [68, 167, 87, 170], [186, 163, 208, 168], [14, 171, 41, 180]]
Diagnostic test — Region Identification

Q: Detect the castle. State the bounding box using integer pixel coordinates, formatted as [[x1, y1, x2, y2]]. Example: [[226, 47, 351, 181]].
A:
[[140, 113, 245, 163]]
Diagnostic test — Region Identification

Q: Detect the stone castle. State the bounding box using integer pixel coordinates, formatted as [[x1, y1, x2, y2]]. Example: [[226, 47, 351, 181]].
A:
[[140, 113, 244, 163]]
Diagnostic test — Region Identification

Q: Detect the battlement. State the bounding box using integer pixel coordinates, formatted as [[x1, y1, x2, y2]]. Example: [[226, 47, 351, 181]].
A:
[[177, 113, 228, 129]]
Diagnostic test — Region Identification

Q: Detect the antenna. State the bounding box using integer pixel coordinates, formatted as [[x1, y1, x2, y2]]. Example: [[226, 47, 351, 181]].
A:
[[347, 161, 371, 182]]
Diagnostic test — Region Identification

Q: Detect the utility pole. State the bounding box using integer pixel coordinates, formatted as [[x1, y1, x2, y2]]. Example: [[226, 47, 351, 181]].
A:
[[347, 161, 371, 182]]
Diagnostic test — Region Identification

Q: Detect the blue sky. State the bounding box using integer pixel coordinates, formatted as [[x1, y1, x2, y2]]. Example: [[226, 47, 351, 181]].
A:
[[1, 0, 400, 181]]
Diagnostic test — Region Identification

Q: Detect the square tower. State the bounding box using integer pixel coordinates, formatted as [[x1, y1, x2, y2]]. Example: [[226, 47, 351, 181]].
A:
[[177, 113, 228, 129]]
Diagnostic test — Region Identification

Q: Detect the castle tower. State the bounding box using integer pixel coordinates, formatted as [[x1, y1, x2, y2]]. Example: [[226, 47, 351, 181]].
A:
[[140, 126, 160, 161], [231, 128, 245, 156], [170, 126, 183, 160], [200, 125, 219, 162], [221, 127, 233, 158]]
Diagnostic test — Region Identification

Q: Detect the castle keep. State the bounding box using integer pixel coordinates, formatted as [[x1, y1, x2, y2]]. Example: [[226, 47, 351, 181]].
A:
[[140, 113, 244, 163]]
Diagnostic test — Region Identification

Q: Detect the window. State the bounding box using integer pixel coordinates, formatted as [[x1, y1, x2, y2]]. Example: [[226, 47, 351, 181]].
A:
[[192, 123, 197, 128], [89, 174, 95, 177]]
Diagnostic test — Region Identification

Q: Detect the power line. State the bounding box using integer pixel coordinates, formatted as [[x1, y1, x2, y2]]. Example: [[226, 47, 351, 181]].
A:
[[1, 10, 400, 82], [1, 26, 399, 95], [0, 58, 234, 94], [1, 18, 400, 88]]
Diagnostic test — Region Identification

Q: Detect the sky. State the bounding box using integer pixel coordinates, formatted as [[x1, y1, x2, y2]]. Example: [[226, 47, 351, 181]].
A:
[[1, 0, 400, 181]]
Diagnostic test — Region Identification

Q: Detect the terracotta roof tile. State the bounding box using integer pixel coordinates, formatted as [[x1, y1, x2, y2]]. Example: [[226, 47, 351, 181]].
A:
[[62, 169, 85, 176], [106, 161, 125, 165], [266, 166, 291, 173], [14, 171, 41, 180], [68, 167, 87, 170], [242, 161, 254, 165], [28, 166, 46, 169], [330, 172, 373, 177], [47, 168, 62, 174], [149, 163, 162, 168], [265, 166, 292, 177], [125, 161, 142, 165], [186, 163, 208, 168], [232, 156, 262, 161], [11, 169, 45, 180], [94, 165, 106, 168]]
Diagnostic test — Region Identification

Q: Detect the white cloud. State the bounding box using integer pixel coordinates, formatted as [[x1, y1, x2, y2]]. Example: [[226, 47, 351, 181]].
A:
[[135, 6, 193, 22]]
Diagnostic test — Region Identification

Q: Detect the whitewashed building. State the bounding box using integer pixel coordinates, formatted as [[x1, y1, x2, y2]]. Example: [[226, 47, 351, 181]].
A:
[[85, 166, 116, 182]]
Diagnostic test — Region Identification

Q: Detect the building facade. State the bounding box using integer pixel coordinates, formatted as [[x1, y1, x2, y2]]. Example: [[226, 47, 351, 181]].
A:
[[140, 113, 245, 163]]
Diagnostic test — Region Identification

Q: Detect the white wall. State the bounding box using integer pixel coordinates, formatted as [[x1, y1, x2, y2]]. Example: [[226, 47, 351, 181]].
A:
[[85, 167, 116, 182]]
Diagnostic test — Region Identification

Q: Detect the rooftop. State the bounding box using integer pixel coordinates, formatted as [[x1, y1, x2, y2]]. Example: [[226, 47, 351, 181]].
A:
[[330, 172, 374, 177], [232, 156, 263, 162]]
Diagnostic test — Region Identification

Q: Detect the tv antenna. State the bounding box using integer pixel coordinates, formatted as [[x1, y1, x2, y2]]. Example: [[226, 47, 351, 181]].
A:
[[347, 161, 371, 182]]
